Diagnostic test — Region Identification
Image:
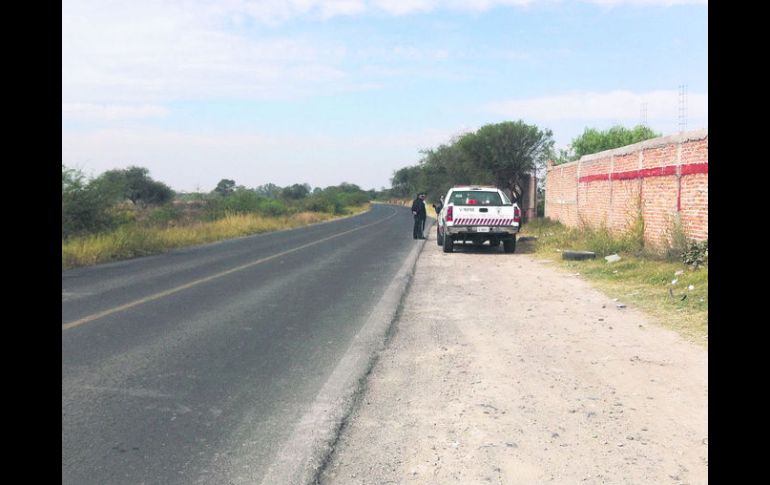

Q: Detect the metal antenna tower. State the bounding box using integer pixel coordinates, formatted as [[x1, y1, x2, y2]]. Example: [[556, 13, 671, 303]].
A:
[[640, 102, 648, 127], [678, 84, 688, 133]]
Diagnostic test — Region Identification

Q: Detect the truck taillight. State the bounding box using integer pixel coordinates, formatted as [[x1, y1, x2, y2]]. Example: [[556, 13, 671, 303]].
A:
[[446, 206, 453, 222], [514, 206, 521, 224]]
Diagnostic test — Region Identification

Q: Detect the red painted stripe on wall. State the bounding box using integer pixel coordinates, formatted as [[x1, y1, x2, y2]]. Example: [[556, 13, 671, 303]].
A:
[[579, 174, 610, 183], [680, 163, 709, 175], [579, 162, 708, 183]]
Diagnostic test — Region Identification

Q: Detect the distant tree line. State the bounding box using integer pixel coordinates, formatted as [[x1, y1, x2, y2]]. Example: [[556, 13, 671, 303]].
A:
[[62, 164, 378, 239], [205, 180, 375, 219]]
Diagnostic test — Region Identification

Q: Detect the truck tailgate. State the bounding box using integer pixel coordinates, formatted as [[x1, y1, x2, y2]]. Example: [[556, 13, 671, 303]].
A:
[[450, 206, 518, 227]]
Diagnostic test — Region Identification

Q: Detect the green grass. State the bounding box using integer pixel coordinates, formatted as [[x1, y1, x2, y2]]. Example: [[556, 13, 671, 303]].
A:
[[519, 218, 708, 346], [62, 205, 370, 270]]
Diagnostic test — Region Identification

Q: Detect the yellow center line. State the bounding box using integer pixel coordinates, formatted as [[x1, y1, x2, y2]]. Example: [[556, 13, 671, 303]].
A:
[[63, 208, 398, 331]]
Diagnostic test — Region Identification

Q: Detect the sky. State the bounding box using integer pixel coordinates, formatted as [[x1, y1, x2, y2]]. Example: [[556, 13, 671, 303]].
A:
[[62, 0, 708, 193]]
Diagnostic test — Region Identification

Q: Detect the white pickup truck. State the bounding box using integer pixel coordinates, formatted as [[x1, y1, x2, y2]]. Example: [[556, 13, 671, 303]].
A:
[[437, 185, 521, 253]]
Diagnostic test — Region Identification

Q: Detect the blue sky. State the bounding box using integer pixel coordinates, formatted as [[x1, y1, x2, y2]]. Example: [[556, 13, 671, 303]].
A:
[[62, 0, 708, 192]]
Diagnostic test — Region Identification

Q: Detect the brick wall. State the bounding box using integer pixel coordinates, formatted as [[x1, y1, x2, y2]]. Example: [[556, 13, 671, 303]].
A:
[[545, 129, 708, 249]]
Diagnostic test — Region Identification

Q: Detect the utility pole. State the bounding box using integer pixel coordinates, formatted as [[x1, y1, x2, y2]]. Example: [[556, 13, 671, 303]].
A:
[[678, 84, 688, 133]]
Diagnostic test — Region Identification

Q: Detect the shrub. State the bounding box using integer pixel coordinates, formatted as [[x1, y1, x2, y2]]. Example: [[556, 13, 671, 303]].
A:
[[665, 215, 689, 260], [303, 193, 344, 214], [338, 191, 370, 207], [147, 205, 182, 226], [257, 199, 289, 217], [681, 240, 708, 268], [62, 165, 117, 238]]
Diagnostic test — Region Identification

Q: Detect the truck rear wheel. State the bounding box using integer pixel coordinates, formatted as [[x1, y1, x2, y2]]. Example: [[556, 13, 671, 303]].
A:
[[437, 226, 444, 246], [503, 237, 516, 253], [443, 236, 454, 253]]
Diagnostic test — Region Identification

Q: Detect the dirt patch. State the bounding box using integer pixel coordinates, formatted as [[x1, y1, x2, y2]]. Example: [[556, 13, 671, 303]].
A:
[[319, 230, 708, 484]]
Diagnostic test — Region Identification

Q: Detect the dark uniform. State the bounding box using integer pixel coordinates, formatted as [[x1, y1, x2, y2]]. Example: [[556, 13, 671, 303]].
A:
[[411, 193, 427, 239]]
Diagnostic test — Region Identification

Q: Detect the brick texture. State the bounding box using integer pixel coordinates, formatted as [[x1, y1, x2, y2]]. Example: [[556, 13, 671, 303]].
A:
[[545, 130, 708, 249]]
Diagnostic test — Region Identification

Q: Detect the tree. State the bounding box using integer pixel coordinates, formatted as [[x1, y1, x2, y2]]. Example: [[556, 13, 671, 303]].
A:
[[254, 183, 282, 199], [280, 183, 311, 200], [457, 121, 554, 203], [570, 125, 660, 160], [91, 166, 174, 206], [390, 165, 422, 198], [416, 142, 474, 199], [62, 164, 116, 238], [214, 179, 236, 197]]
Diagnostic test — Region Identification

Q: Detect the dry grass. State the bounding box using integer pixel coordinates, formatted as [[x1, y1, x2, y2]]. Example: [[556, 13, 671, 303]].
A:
[[62, 205, 369, 270], [519, 218, 708, 347]]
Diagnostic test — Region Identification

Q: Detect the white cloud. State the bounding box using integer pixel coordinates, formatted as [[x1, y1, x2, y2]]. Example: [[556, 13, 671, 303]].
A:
[[229, 0, 367, 24], [62, 0, 351, 105], [371, 0, 536, 15], [584, 0, 706, 6], [373, 0, 438, 15], [62, 103, 169, 121], [62, 0, 705, 108], [484, 89, 707, 123]]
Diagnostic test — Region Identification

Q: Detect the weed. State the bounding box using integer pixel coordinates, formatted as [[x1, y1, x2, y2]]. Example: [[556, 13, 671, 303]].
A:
[[520, 217, 707, 346]]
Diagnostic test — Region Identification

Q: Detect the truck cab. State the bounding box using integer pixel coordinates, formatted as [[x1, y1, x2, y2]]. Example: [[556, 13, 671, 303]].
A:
[[437, 186, 521, 253]]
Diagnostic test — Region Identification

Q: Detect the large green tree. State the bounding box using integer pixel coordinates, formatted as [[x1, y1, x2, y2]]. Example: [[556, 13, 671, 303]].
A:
[[390, 165, 423, 198], [416, 142, 479, 200], [91, 166, 174, 206], [457, 121, 553, 203], [280, 183, 311, 200], [213, 179, 236, 197]]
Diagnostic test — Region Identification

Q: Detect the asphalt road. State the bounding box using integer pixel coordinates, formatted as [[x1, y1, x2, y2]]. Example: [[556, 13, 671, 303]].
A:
[[62, 204, 421, 485]]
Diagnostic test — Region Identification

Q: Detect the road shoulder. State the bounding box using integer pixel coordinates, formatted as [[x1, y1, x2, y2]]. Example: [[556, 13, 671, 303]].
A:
[[319, 229, 708, 484]]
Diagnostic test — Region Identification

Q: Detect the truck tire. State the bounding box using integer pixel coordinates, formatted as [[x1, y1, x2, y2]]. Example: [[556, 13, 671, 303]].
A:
[[437, 226, 444, 246], [503, 237, 516, 253], [443, 236, 454, 253]]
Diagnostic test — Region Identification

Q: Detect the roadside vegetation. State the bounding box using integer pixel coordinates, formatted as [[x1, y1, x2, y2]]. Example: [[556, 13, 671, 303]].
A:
[[518, 218, 708, 346], [62, 165, 382, 270], [552, 124, 660, 165], [389, 120, 552, 207]]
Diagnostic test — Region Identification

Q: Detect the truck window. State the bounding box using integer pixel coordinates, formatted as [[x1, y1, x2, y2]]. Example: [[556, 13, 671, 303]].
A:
[[449, 191, 503, 206]]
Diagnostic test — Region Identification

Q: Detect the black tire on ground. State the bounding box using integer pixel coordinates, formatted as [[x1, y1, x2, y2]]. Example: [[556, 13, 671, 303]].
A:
[[490, 239, 500, 247], [561, 250, 596, 260], [518, 235, 538, 242], [437, 226, 444, 246], [443, 236, 454, 253], [503, 237, 516, 253]]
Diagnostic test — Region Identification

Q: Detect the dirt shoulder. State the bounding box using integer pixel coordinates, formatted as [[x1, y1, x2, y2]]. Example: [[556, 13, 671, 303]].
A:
[[319, 227, 708, 484]]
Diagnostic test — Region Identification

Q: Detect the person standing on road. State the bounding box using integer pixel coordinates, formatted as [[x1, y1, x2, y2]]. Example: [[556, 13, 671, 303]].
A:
[[411, 192, 427, 239]]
